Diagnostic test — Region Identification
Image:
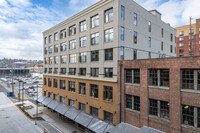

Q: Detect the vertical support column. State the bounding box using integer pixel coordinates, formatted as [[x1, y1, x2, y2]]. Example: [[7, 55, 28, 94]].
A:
[[194, 107, 198, 128], [194, 70, 198, 90], [140, 68, 149, 127], [158, 70, 160, 87], [170, 68, 181, 133]]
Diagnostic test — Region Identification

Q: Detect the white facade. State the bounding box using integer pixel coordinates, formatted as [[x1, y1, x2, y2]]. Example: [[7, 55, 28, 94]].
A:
[[43, 0, 176, 82]]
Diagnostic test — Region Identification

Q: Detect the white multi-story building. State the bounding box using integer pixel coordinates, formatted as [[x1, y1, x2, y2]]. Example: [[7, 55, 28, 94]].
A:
[[41, 0, 176, 131]]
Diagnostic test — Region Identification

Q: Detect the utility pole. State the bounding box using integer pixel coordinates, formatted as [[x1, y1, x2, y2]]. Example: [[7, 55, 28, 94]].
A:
[[18, 81, 21, 102], [22, 82, 24, 105], [35, 85, 38, 125], [11, 68, 14, 95]]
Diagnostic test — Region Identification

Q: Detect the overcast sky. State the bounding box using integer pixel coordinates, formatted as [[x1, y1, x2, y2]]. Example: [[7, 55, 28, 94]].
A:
[[0, 0, 199, 60]]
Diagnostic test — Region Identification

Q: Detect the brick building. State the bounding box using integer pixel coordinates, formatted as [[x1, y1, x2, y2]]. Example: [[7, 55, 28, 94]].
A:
[[175, 18, 200, 57], [118, 56, 200, 133]]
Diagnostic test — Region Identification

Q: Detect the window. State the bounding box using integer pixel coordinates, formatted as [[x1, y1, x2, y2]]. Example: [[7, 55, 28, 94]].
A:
[[105, 28, 113, 42], [105, 8, 113, 23], [79, 103, 86, 112], [160, 101, 170, 119], [134, 69, 140, 84], [125, 95, 140, 111], [198, 70, 200, 90], [149, 37, 151, 48], [125, 69, 132, 83], [79, 83, 86, 95], [69, 99, 75, 107], [69, 39, 76, 49], [61, 55, 66, 64], [179, 37, 184, 42], [91, 33, 99, 45], [44, 37, 47, 44], [179, 49, 184, 54], [182, 69, 194, 89], [148, 21, 151, 32], [182, 105, 194, 126], [90, 106, 98, 117], [149, 99, 158, 116], [103, 86, 113, 102], [91, 15, 99, 28], [189, 35, 194, 40], [44, 68, 47, 73], [189, 29, 194, 34], [80, 68, 86, 76], [53, 94, 57, 100], [120, 46, 124, 60], [54, 45, 58, 53], [69, 81, 75, 92], [149, 69, 158, 86], [121, 5, 125, 20], [170, 34, 173, 42], [49, 68, 52, 73], [91, 50, 99, 61], [198, 108, 200, 127], [91, 68, 99, 77], [133, 50, 137, 60], [79, 52, 86, 63], [49, 57, 53, 64], [60, 96, 65, 103], [60, 29, 66, 39], [148, 52, 151, 59], [90, 84, 98, 98], [54, 68, 58, 74], [69, 68, 76, 75], [104, 111, 113, 123], [104, 68, 113, 78], [80, 20, 86, 32], [48, 92, 51, 98], [179, 43, 184, 48], [161, 42, 163, 51], [60, 80, 66, 90], [54, 56, 58, 64], [133, 13, 137, 25], [43, 91, 46, 96], [69, 54, 76, 63], [161, 28, 163, 37], [44, 47, 48, 54], [69, 25, 76, 36], [44, 78, 46, 85], [179, 31, 184, 36], [60, 68, 66, 74], [105, 48, 113, 61], [48, 78, 52, 87], [133, 31, 137, 44], [120, 27, 124, 41], [160, 69, 170, 87], [80, 36, 86, 47], [60, 42, 67, 51], [49, 35, 53, 43], [54, 32, 58, 41], [48, 47, 53, 54], [170, 45, 173, 53], [189, 42, 194, 46]]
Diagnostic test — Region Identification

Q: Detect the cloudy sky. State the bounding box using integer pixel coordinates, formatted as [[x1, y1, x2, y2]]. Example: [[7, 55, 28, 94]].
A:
[[0, 0, 199, 60]]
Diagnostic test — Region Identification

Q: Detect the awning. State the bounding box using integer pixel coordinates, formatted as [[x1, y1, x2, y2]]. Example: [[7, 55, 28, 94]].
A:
[[55, 103, 70, 115], [37, 96, 46, 103], [74, 111, 93, 127], [47, 99, 60, 110], [87, 117, 110, 133], [64, 107, 80, 120], [104, 124, 114, 133], [41, 97, 52, 106]]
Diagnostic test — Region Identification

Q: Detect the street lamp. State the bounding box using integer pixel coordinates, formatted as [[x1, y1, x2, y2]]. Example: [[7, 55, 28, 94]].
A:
[[18, 80, 22, 102], [22, 81, 25, 105]]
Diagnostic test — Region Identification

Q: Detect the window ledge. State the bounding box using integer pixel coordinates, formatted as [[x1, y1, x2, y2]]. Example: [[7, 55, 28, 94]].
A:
[[125, 83, 140, 87], [181, 89, 200, 94], [125, 108, 140, 114], [103, 99, 113, 104], [148, 86, 169, 90], [181, 124, 200, 131], [149, 115, 170, 122]]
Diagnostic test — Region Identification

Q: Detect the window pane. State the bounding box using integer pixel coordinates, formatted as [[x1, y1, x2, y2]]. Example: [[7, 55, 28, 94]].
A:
[[149, 99, 158, 116], [149, 70, 158, 86], [126, 95, 132, 109], [182, 105, 194, 126], [160, 101, 170, 119], [182, 69, 194, 89], [160, 69, 169, 87]]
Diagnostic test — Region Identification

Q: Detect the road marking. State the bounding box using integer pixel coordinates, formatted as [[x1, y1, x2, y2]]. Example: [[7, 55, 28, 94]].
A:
[[38, 122, 51, 133]]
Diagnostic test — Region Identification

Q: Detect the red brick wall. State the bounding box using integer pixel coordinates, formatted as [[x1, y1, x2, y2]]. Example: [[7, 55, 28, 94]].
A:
[[118, 56, 200, 133]]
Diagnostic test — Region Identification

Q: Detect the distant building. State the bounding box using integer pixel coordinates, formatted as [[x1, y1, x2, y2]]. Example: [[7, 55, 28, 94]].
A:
[[119, 56, 200, 133], [175, 18, 200, 56], [0, 68, 30, 77], [28, 64, 43, 73]]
